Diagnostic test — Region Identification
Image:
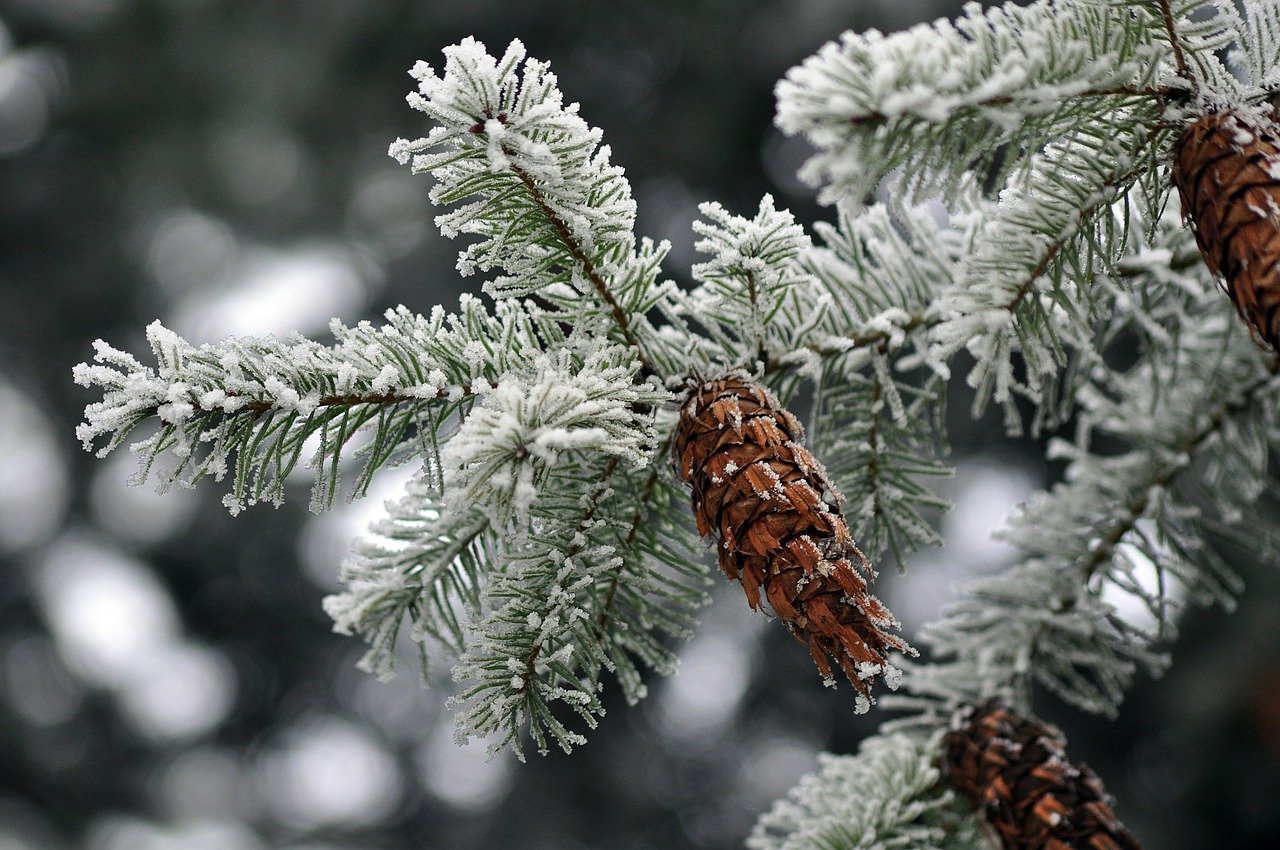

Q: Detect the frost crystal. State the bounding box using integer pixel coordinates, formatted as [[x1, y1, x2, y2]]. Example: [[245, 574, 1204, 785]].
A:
[[441, 346, 659, 528], [748, 733, 986, 850]]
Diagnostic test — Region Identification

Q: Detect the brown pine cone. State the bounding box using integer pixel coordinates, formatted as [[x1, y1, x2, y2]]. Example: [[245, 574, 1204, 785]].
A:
[[943, 702, 1142, 850], [673, 372, 913, 709], [1172, 108, 1280, 351]]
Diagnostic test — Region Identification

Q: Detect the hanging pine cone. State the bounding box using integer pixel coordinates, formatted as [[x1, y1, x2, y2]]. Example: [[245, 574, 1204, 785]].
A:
[[1172, 108, 1280, 351], [674, 372, 913, 708], [943, 702, 1142, 850]]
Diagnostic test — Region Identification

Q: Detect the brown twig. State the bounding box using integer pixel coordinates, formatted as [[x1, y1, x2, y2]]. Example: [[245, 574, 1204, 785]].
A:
[[845, 85, 1183, 128], [1157, 0, 1192, 84], [508, 162, 655, 375]]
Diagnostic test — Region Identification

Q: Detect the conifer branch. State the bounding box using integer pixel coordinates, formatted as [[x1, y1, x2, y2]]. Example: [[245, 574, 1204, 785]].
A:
[[72, 301, 531, 513], [842, 83, 1181, 128], [893, 228, 1280, 722], [595, 463, 662, 632], [73, 6, 1280, 795], [774, 0, 1172, 203], [514, 456, 620, 696], [1027, 357, 1280, 657], [508, 161, 653, 373]]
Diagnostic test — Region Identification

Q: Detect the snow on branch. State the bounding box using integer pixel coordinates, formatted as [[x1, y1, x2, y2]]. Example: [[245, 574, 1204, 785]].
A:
[[449, 458, 707, 758], [324, 474, 491, 680], [892, 227, 1280, 723], [770, 193, 982, 381], [73, 296, 557, 513], [775, 0, 1171, 204], [1231, 0, 1280, 95], [324, 346, 698, 756], [811, 351, 950, 569], [932, 110, 1170, 425], [782, 200, 973, 565], [748, 733, 986, 850], [1100, 0, 1246, 96], [685, 194, 813, 369], [440, 345, 663, 528], [390, 38, 691, 377], [73, 2, 1280, 776]]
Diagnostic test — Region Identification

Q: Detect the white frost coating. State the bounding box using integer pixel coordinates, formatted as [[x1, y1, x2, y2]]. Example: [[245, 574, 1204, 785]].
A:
[[1234, 1, 1280, 93], [930, 113, 1155, 418], [76, 2, 1280, 771], [749, 733, 985, 850], [74, 297, 560, 513], [683, 194, 812, 367], [889, 205, 1279, 727], [440, 345, 658, 528], [387, 37, 696, 378], [774, 0, 1171, 204]]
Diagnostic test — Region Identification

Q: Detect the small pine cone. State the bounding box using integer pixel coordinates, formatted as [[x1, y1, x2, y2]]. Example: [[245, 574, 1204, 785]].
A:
[[1172, 109, 1280, 351], [673, 372, 913, 708], [943, 702, 1142, 850]]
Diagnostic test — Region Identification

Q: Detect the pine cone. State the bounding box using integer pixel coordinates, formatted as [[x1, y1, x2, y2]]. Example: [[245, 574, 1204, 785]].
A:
[[943, 702, 1142, 850], [674, 373, 913, 708], [1172, 109, 1280, 351]]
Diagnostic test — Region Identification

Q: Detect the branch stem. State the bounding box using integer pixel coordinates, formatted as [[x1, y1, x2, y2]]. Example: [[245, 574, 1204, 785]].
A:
[[596, 464, 663, 633], [845, 85, 1182, 129], [517, 456, 622, 695], [235, 390, 437, 413], [509, 161, 655, 375], [1157, 0, 1192, 84]]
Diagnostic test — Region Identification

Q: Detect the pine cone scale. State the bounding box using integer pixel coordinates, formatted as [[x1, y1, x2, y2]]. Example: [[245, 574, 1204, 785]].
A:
[[675, 373, 913, 704], [1173, 110, 1280, 350], [944, 702, 1142, 850]]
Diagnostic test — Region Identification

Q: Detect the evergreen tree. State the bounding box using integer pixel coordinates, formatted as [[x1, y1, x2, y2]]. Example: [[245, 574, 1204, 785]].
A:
[[73, 1, 1280, 846]]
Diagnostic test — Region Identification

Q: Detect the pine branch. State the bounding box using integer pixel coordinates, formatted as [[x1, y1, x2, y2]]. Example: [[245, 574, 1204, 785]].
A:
[[73, 298, 545, 513], [1017, 359, 1278, 684], [391, 37, 693, 379], [1232, 1, 1280, 93], [324, 476, 492, 680], [749, 732, 988, 850], [774, 0, 1173, 204], [809, 345, 949, 567], [513, 456, 621, 697], [595, 463, 662, 632], [508, 161, 651, 371], [684, 194, 813, 370], [76, 9, 1280, 782], [932, 111, 1171, 424], [892, 234, 1280, 721], [1106, 0, 1250, 98], [448, 453, 706, 758]]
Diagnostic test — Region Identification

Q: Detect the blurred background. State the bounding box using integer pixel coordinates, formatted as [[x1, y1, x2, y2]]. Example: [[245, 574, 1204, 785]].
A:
[[0, 0, 1278, 848]]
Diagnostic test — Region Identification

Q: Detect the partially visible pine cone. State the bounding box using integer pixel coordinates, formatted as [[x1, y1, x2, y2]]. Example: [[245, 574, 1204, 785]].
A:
[[674, 372, 913, 709], [943, 702, 1142, 850], [1172, 108, 1280, 351]]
